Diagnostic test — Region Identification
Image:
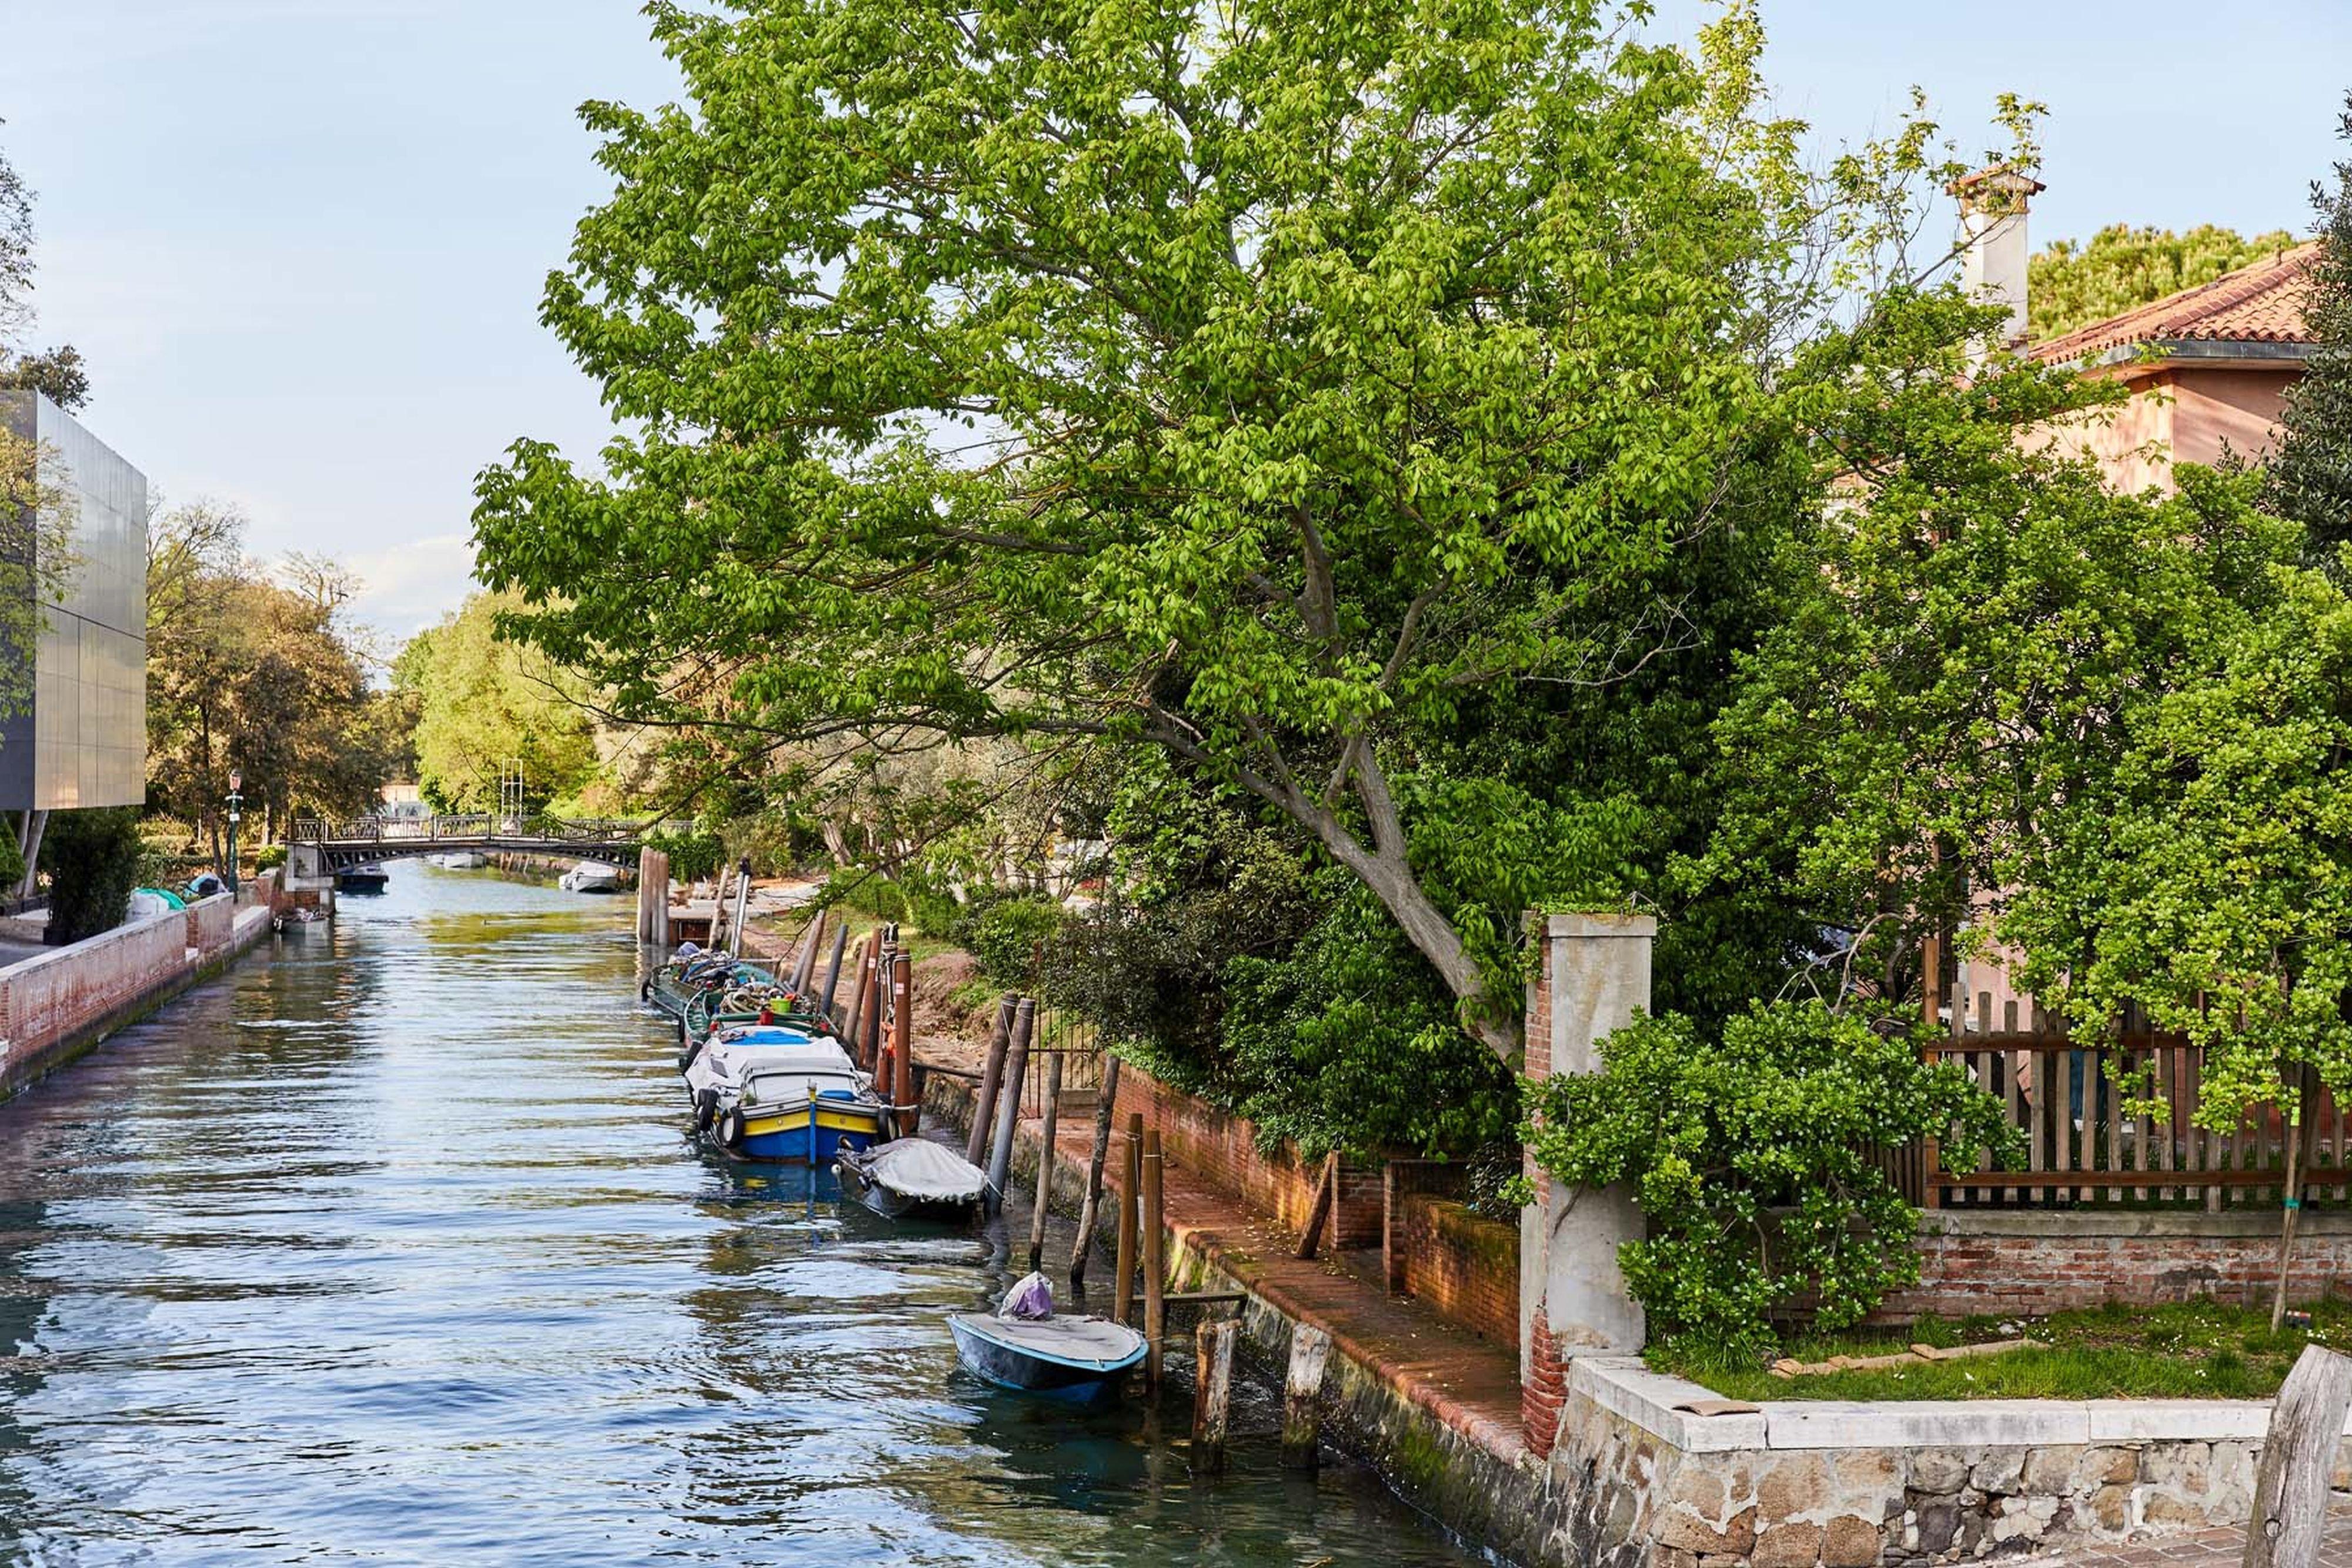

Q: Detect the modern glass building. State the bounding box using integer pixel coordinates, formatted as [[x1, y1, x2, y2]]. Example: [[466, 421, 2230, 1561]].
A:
[[0, 390, 148, 812]]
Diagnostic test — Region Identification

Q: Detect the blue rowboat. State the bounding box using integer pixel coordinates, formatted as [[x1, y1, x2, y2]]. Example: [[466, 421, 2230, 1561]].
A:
[[682, 1027, 888, 1166], [948, 1313, 1147, 1404]]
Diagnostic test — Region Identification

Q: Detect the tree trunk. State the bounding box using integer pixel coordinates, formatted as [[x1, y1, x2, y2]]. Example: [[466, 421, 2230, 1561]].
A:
[[2273, 1070, 2314, 1332]]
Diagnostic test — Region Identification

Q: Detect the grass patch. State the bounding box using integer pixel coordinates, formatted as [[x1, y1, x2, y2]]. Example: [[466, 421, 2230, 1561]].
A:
[[1662, 1298, 2352, 1402]]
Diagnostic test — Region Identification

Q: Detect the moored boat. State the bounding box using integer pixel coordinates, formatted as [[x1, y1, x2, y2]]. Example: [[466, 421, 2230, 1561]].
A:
[[559, 861, 622, 893], [682, 1025, 888, 1164], [336, 862, 389, 894], [836, 1138, 988, 1222], [435, 851, 487, 870], [948, 1311, 1147, 1404]]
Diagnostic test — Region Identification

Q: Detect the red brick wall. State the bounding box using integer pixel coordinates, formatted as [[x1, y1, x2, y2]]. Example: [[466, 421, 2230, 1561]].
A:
[[1876, 1214, 2352, 1321], [1522, 1310, 1566, 1459], [1398, 1193, 1519, 1348], [1110, 1065, 1382, 1249]]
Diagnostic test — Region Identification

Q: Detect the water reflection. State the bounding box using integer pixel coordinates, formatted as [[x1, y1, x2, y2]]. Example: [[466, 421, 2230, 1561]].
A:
[[0, 864, 1493, 1565]]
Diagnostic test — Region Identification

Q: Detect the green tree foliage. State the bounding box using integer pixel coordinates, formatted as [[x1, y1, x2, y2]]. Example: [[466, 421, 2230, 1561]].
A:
[[0, 122, 86, 409], [472, 0, 1943, 1056], [2028, 223, 2298, 345], [145, 502, 395, 862], [1522, 1002, 2015, 1360], [1224, 874, 1521, 1158], [2271, 95, 2352, 553], [393, 591, 599, 814], [40, 806, 144, 945]]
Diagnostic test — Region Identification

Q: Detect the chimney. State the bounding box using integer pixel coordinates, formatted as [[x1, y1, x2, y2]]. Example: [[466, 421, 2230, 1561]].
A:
[[1949, 166, 2045, 352]]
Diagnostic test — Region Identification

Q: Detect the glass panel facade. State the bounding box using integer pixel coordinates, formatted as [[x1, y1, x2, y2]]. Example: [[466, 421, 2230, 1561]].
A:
[[0, 392, 149, 811]]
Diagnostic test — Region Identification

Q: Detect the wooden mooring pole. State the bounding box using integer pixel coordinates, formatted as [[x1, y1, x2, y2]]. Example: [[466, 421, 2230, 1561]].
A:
[[1025, 1049, 1064, 1273], [817, 921, 849, 1025], [965, 997, 1016, 1168], [842, 937, 872, 1055], [1282, 1324, 1332, 1468], [1192, 1318, 1236, 1473], [890, 950, 916, 1137], [861, 945, 889, 1077], [983, 999, 1034, 1212], [1142, 1128, 1165, 1389], [1071, 1055, 1121, 1289], [1114, 1113, 1142, 1325]]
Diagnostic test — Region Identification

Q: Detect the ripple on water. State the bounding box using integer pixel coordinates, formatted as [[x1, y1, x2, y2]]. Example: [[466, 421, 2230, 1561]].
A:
[[0, 870, 1497, 1567]]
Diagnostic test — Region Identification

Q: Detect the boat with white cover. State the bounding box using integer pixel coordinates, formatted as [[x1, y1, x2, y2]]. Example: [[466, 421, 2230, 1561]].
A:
[[836, 1138, 988, 1222], [681, 1024, 887, 1164]]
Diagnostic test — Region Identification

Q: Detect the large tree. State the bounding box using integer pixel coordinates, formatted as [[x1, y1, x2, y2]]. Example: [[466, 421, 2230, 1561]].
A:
[[2027, 223, 2298, 346], [393, 591, 601, 814], [475, 0, 2007, 1054], [2271, 93, 2352, 554]]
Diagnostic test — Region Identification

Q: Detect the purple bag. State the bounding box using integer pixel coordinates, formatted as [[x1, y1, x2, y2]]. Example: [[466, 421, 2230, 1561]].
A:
[[998, 1271, 1055, 1320]]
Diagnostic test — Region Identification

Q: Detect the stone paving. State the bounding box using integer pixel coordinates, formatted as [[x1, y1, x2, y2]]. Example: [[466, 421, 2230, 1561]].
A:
[[2020, 1516, 2352, 1565]]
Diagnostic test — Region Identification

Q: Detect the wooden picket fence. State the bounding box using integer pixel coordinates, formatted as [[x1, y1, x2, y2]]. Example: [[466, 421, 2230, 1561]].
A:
[[1909, 988, 2348, 1211]]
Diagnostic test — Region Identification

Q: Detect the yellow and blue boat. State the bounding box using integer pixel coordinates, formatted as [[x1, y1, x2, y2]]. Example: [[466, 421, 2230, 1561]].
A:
[[680, 1024, 888, 1164]]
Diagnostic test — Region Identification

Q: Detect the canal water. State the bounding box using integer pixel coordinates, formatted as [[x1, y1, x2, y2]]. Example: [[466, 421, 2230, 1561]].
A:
[[0, 867, 1492, 1565]]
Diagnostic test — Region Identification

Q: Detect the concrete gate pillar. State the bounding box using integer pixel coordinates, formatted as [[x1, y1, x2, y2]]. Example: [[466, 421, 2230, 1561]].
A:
[[1520, 911, 1653, 1457]]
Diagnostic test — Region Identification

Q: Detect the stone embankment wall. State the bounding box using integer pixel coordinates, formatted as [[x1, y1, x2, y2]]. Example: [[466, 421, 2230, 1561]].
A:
[[0, 887, 272, 1099], [1880, 1208, 2352, 1320], [1556, 1360, 2302, 1568]]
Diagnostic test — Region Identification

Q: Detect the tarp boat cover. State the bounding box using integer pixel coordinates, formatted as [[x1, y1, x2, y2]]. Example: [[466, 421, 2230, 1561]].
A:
[[962, 1315, 1145, 1369], [684, 1031, 868, 1109], [848, 1139, 987, 1204]]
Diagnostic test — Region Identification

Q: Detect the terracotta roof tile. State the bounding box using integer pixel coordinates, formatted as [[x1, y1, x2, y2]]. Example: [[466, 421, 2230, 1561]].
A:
[[2028, 242, 2320, 364]]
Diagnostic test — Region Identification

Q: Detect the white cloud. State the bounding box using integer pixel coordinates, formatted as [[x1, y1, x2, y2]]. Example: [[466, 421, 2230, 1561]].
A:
[[343, 531, 477, 643]]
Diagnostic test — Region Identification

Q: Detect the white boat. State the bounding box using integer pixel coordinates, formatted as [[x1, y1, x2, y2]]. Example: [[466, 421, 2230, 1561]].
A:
[[559, 861, 622, 893], [681, 1025, 888, 1163], [435, 851, 487, 870]]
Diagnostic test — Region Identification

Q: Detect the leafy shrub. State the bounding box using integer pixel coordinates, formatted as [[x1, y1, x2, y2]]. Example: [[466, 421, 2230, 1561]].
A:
[[0, 828, 21, 891], [1223, 881, 1521, 1160], [41, 807, 145, 944], [964, 896, 1065, 988], [1521, 1000, 2017, 1362], [255, 844, 288, 872], [646, 829, 724, 884]]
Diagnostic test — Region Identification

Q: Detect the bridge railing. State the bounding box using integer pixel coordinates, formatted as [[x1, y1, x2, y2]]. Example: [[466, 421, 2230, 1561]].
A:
[[290, 815, 650, 845]]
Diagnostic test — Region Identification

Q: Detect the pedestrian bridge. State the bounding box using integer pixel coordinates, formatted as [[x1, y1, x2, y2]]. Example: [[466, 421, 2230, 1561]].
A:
[[286, 815, 646, 877]]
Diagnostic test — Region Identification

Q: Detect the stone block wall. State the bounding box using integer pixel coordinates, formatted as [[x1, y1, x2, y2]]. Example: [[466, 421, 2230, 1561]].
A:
[[0, 907, 188, 1075], [1397, 1193, 1520, 1348], [1556, 1370, 2273, 1567], [1878, 1209, 2352, 1321], [1110, 1065, 1381, 1248]]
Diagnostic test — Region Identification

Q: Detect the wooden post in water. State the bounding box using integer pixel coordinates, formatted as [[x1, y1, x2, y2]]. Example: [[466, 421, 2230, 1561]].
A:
[[2244, 1343, 2352, 1568], [1142, 1128, 1166, 1389], [1026, 1050, 1064, 1273], [711, 861, 732, 950], [966, 998, 1017, 1166], [1114, 1114, 1142, 1325], [1191, 1318, 1235, 1472], [1071, 1055, 1122, 1288], [647, 850, 670, 948], [843, 938, 873, 1054], [1282, 1324, 1332, 1467], [791, 908, 825, 993], [890, 950, 917, 1137], [817, 922, 850, 1028], [984, 999, 1035, 1213], [862, 945, 890, 1077]]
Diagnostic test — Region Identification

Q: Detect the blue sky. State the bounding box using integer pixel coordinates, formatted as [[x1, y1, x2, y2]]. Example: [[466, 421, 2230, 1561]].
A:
[[2, 1, 2348, 642]]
